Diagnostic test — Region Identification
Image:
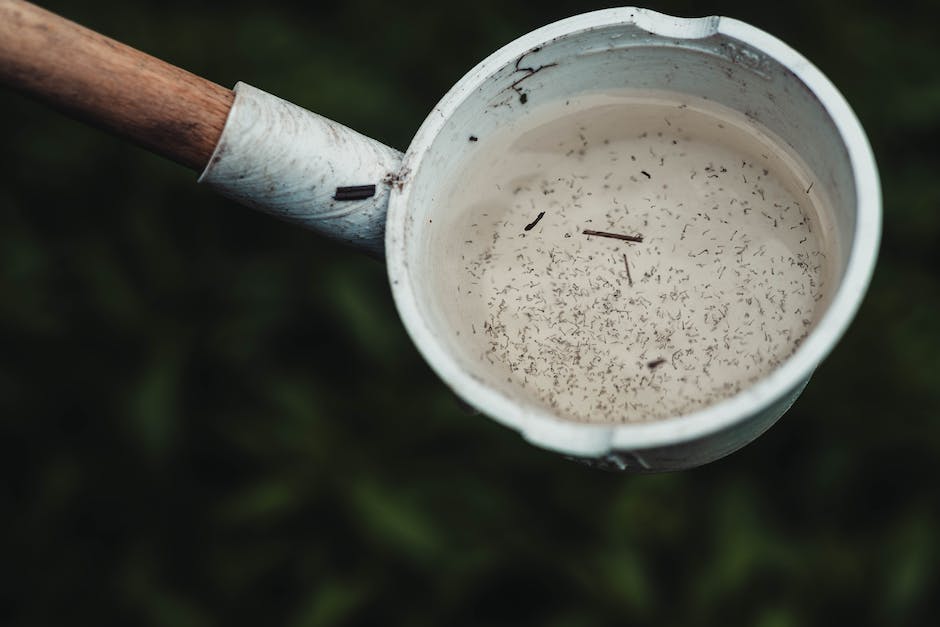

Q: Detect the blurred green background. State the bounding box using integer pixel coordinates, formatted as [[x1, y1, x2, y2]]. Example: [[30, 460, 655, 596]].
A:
[[1, 0, 938, 625]]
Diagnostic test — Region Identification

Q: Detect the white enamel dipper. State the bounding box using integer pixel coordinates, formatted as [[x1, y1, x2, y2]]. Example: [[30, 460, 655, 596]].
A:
[[0, 1, 880, 471]]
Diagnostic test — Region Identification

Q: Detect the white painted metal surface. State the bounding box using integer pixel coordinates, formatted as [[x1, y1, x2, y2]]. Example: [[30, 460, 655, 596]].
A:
[[199, 8, 880, 471], [385, 8, 880, 470], [199, 82, 402, 256]]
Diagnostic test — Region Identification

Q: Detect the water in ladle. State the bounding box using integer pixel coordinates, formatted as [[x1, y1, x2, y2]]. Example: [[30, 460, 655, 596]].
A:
[[436, 90, 834, 423]]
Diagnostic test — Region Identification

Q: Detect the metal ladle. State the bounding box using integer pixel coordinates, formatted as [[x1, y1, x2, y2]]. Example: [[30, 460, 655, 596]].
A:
[[0, 1, 880, 471]]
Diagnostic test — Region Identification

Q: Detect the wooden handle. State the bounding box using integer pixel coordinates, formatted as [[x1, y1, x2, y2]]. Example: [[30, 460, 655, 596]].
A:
[[0, 0, 234, 171]]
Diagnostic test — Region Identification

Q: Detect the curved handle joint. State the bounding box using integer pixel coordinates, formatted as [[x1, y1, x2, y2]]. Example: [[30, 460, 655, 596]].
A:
[[199, 82, 402, 256]]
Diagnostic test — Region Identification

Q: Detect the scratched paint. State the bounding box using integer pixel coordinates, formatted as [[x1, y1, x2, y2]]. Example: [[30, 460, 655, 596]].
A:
[[200, 83, 403, 257], [438, 90, 835, 423]]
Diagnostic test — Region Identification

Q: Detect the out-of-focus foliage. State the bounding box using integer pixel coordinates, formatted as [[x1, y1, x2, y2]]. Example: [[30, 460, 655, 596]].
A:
[[1, 0, 938, 625]]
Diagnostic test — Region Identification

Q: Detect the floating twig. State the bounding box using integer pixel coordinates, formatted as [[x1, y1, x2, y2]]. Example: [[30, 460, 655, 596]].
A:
[[623, 253, 633, 287], [583, 229, 644, 243]]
